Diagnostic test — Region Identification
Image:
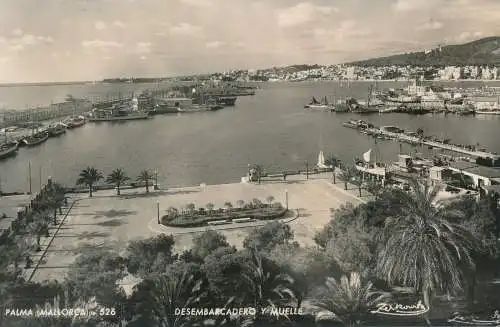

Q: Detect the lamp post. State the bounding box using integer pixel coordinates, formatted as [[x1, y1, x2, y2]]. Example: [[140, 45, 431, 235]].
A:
[[156, 200, 160, 225], [154, 169, 158, 190], [305, 161, 309, 180], [285, 189, 288, 210]]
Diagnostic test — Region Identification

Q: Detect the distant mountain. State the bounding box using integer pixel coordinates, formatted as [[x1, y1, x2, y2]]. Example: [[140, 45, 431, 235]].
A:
[[348, 36, 500, 67]]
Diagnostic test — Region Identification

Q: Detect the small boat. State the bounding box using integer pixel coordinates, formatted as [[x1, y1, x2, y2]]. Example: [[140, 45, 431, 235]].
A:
[[23, 131, 49, 147], [475, 110, 500, 115], [305, 96, 335, 111], [0, 141, 19, 159], [316, 150, 332, 169]]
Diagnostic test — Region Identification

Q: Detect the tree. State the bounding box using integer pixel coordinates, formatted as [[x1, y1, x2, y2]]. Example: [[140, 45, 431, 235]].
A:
[[136, 170, 154, 193], [236, 200, 245, 209], [252, 198, 263, 208], [106, 168, 130, 196], [27, 220, 49, 252], [311, 272, 390, 327], [239, 251, 298, 322], [77, 167, 103, 198], [126, 235, 176, 276], [41, 182, 66, 225], [377, 180, 480, 324], [243, 221, 294, 253], [338, 166, 356, 191], [191, 230, 230, 261], [127, 269, 208, 327], [416, 127, 424, 138], [65, 249, 127, 309], [224, 201, 233, 214], [266, 196, 275, 207], [205, 203, 214, 215], [250, 164, 264, 184], [185, 203, 195, 214]]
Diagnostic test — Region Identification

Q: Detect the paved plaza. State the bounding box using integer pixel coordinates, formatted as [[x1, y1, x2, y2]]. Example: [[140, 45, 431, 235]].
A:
[[29, 174, 364, 282]]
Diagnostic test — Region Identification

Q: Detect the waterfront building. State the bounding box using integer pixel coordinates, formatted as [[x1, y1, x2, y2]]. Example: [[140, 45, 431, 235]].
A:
[[432, 161, 500, 189]]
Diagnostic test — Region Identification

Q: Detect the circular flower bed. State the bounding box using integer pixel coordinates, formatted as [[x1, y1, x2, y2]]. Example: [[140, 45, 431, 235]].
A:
[[161, 202, 287, 227]]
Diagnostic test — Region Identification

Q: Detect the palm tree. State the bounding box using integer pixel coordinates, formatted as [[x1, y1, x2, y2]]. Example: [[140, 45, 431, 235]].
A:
[[130, 270, 207, 327], [252, 198, 262, 208], [106, 168, 130, 196], [311, 272, 390, 327], [42, 182, 66, 225], [266, 196, 275, 207], [240, 251, 298, 322], [137, 170, 154, 193], [377, 179, 479, 325], [236, 200, 245, 209], [28, 220, 48, 252], [77, 167, 103, 198], [206, 203, 214, 215]]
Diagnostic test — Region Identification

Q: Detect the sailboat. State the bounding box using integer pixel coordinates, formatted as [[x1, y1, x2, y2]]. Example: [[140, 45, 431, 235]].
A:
[[304, 96, 335, 111], [23, 111, 49, 147], [0, 129, 19, 160], [316, 151, 332, 169]]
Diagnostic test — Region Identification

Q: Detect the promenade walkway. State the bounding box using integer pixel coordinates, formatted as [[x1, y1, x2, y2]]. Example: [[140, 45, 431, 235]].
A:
[[28, 173, 367, 283]]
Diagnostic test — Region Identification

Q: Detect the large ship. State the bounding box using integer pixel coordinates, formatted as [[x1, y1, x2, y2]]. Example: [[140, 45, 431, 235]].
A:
[[88, 97, 149, 122]]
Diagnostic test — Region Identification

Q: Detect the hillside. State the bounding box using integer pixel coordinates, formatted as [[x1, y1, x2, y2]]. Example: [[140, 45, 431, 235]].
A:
[[349, 36, 500, 66]]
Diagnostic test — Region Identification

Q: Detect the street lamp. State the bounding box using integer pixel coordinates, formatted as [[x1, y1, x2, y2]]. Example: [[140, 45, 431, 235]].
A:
[[156, 200, 160, 224], [305, 161, 309, 180], [285, 189, 288, 210]]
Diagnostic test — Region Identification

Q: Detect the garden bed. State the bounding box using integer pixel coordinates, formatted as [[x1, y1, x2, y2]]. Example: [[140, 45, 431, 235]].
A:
[[161, 204, 288, 227]]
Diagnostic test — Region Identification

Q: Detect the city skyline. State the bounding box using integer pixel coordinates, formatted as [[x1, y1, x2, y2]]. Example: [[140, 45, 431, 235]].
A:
[[1, 0, 500, 83]]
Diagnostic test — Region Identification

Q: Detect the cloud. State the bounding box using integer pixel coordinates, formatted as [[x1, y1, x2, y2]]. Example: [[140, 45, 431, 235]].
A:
[[169, 23, 202, 36], [392, 0, 435, 12], [94, 21, 106, 30], [81, 40, 123, 49], [135, 42, 152, 54], [12, 29, 23, 36], [277, 2, 337, 28], [206, 41, 224, 49], [113, 20, 126, 28], [140, 55, 147, 60], [455, 31, 484, 42], [179, 0, 212, 7], [416, 20, 444, 31], [0, 33, 54, 51]]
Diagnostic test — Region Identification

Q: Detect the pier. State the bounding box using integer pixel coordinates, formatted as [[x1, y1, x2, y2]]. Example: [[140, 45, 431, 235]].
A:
[[344, 121, 500, 161]]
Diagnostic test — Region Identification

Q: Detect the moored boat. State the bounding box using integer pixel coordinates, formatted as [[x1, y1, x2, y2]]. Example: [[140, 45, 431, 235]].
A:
[[0, 141, 19, 159], [65, 116, 86, 128], [23, 131, 49, 147], [47, 123, 67, 137]]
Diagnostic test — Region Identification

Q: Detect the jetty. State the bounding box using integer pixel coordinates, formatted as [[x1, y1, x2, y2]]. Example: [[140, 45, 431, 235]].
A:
[[343, 120, 500, 161]]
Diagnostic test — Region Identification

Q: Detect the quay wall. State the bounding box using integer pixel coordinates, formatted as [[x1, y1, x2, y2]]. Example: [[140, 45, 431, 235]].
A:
[[1, 100, 92, 127]]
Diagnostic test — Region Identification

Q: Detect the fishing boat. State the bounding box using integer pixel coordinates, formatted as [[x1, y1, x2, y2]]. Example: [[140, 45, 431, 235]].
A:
[[0, 141, 18, 159], [88, 97, 149, 122], [65, 116, 86, 128], [304, 96, 335, 111], [23, 131, 49, 147], [47, 123, 67, 137], [0, 129, 19, 159]]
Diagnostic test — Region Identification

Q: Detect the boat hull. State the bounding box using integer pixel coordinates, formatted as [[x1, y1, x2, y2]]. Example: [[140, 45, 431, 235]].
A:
[[0, 143, 19, 159], [24, 133, 49, 147], [475, 111, 500, 115], [88, 113, 149, 122]]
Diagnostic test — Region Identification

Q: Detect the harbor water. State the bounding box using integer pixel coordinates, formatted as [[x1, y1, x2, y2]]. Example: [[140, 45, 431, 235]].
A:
[[1, 81, 500, 193]]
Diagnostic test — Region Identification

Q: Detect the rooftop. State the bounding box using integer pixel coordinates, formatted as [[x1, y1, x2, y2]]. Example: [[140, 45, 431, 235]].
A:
[[448, 162, 500, 178]]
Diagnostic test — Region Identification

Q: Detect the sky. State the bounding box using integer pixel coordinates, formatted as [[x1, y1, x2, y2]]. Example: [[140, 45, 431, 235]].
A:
[[1, 0, 500, 83]]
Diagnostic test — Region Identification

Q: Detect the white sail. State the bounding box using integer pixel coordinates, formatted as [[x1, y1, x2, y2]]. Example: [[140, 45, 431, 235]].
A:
[[317, 151, 328, 169], [363, 149, 372, 162]]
